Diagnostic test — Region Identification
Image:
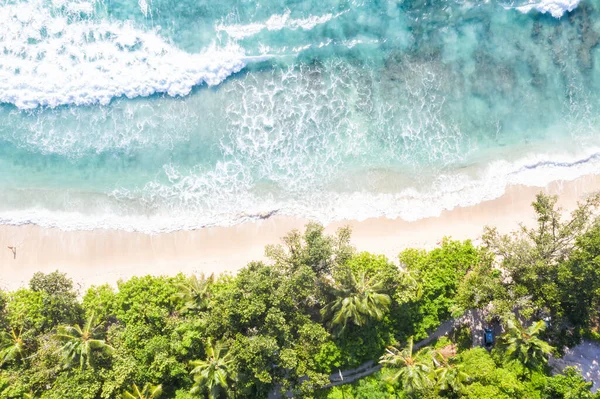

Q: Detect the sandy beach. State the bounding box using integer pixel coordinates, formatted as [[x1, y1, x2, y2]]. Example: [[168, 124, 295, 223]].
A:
[[2, 174, 600, 292]]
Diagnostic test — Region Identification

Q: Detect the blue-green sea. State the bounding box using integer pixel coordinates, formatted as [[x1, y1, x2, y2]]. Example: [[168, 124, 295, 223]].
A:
[[1, 0, 599, 231]]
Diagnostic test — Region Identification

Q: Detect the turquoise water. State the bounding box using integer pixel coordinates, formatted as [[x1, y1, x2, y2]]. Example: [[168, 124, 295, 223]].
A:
[[0, 0, 600, 231]]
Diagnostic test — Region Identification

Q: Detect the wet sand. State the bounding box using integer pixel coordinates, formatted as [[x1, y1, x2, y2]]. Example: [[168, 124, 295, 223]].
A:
[[2, 175, 600, 291]]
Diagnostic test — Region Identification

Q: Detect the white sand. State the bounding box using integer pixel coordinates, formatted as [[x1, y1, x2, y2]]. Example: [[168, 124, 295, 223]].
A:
[[1, 175, 600, 292]]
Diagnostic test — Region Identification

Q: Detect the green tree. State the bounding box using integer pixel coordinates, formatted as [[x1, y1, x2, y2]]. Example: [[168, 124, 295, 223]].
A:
[[344, 252, 401, 292], [501, 318, 553, 371], [174, 274, 214, 313], [432, 349, 469, 394], [30, 271, 75, 294], [543, 366, 598, 399], [266, 222, 354, 275], [190, 339, 236, 399], [396, 239, 480, 340], [379, 337, 434, 396], [461, 382, 511, 399], [40, 368, 102, 399], [435, 362, 469, 394], [0, 328, 25, 366], [6, 289, 46, 333], [323, 270, 391, 333], [457, 347, 526, 398], [56, 312, 112, 369], [452, 253, 509, 318], [122, 384, 163, 399], [483, 193, 600, 320], [204, 262, 329, 396], [556, 222, 600, 329], [29, 271, 83, 331], [113, 275, 180, 328], [82, 284, 116, 323]]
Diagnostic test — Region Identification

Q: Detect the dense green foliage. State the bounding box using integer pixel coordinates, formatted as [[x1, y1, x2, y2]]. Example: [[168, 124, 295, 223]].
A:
[[1, 194, 600, 398]]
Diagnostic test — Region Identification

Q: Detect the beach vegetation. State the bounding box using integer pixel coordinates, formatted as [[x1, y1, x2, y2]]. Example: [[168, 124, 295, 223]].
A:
[[174, 274, 214, 314], [0, 328, 25, 366], [122, 383, 163, 399], [189, 339, 235, 398], [499, 318, 553, 372], [55, 312, 112, 370], [322, 269, 391, 333], [379, 336, 434, 396]]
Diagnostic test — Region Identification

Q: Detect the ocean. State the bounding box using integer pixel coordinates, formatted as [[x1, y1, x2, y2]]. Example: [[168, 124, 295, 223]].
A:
[[0, 0, 599, 232]]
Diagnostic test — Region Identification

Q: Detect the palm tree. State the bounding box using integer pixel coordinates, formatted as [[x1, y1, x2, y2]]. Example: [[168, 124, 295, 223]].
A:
[[55, 312, 112, 369], [433, 349, 469, 394], [396, 271, 423, 304], [435, 363, 469, 393], [122, 384, 162, 399], [0, 328, 25, 366], [322, 270, 391, 333], [174, 274, 214, 313], [501, 318, 554, 370], [423, 344, 469, 394], [190, 339, 236, 399], [380, 337, 434, 396]]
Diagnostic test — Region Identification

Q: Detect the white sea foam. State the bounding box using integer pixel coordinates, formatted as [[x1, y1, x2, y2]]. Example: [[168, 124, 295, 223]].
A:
[[509, 0, 580, 18], [138, 0, 149, 17], [314, 149, 600, 224], [0, 1, 248, 109], [216, 10, 344, 40], [1, 149, 599, 233]]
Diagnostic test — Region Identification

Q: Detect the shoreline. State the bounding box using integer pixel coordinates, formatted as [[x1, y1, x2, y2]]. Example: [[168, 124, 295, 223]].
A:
[[2, 174, 600, 292]]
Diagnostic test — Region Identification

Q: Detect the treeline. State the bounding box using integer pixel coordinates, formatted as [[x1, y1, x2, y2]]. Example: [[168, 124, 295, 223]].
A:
[[1, 193, 600, 398]]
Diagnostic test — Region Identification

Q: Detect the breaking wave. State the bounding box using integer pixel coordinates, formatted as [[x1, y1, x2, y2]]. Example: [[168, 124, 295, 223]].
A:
[[0, 148, 598, 233], [0, 0, 248, 109], [502, 0, 580, 18]]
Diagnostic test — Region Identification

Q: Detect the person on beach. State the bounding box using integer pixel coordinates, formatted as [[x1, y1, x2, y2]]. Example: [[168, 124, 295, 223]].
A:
[[7, 246, 16, 259]]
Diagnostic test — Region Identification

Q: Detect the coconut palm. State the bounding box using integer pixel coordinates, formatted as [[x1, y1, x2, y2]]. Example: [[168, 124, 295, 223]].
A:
[[435, 363, 469, 393], [122, 384, 162, 399], [380, 337, 434, 396], [433, 350, 469, 394], [174, 274, 214, 313], [501, 318, 554, 370], [396, 271, 423, 304], [0, 328, 25, 366], [55, 312, 112, 369], [322, 270, 391, 333], [190, 339, 236, 399]]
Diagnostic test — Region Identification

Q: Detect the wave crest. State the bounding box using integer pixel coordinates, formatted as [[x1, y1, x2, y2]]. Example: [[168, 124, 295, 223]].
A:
[[1, 148, 598, 232], [504, 0, 580, 18], [0, 0, 248, 109]]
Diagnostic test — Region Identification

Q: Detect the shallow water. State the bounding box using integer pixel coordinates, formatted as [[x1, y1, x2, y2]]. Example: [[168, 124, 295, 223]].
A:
[[0, 0, 599, 231]]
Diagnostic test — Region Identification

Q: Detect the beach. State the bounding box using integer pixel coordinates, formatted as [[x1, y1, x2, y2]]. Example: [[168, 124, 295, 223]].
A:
[[2, 174, 600, 292], [3, 1, 600, 397]]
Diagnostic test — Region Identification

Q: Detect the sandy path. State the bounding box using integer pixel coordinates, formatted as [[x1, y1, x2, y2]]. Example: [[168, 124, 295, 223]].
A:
[[550, 340, 600, 392]]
